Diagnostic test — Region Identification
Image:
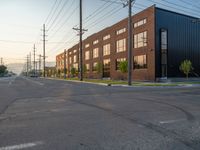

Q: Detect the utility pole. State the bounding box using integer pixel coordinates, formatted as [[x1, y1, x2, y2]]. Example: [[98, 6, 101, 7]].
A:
[[38, 54, 41, 77], [29, 52, 32, 72], [73, 0, 87, 81], [128, 0, 134, 86], [64, 49, 67, 79], [26, 55, 29, 76], [33, 44, 36, 76], [43, 24, 47, 78], [35, 61, 38, 75]]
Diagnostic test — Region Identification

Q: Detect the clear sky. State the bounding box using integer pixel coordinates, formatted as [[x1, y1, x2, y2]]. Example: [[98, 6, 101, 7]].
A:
[[0, 0, 199, 67]]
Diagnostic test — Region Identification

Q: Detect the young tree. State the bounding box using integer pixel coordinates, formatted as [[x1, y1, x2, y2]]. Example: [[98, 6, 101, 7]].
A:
[[179, 60, 193, 78], [57, 69, 61, 78], [71, 67, 76, 77], [119, 60, 128, 73]]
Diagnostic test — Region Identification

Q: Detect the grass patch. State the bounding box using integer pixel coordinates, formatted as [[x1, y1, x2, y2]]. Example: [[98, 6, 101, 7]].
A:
[[55, 77, 200, 86]]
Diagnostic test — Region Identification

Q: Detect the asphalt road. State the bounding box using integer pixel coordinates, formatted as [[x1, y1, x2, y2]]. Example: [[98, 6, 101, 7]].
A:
[[0, 76, 200, 150]]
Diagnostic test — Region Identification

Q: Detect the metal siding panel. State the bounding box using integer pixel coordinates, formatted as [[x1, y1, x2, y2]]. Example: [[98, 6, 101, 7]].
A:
[[155, 8, 200, 77]]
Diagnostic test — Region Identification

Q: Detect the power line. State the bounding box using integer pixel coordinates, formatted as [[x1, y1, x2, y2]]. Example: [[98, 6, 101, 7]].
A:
[[147, 0, 200, 18], [48, 4, 78, 40], [161, 0, 200, 14], [0, 40, 33, 44], [46, 0, 63, 26], [47, 0, 70, 31], [44, 0, 58, 24]]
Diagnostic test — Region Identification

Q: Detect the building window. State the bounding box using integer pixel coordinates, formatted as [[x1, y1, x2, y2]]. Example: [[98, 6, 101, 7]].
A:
[[160, 29, 168, 77], [93, 40, 99, 45], [116, 58, 126, 70], [103, 34, 110, 40], [134, 18, 147, 28], [103, 44, 110, 56], [92, 62, 97, 71], [73, 55, 77, 63], [116, 28, 126, 35], [93, 48, 99, 58], [85, 51, 90, 60], [85, 44, 90, 48], [69, 57, 72, 64], [73, 49, 77, 53], [85, 64, 90, 72], [134, 55, 147, 69], [69, 51, 72, 55], [116, 38, 126, 53], [134, 31, 147, 48], [73, 63, 78, 70]]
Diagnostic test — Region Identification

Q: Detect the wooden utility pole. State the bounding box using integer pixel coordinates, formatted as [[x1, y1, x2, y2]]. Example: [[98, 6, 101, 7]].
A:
[[33, 44, 36, 76], [43, 24, 46, 77], [128, 0, 134, 86], [64, 49, 67, 79], [73, 0, 87, 81]]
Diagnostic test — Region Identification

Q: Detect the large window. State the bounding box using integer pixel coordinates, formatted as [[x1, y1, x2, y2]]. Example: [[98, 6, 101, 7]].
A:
[[69, 57, 72, 64], [85, 51, 90, 60], [116, 38, 126, 53], [73, 63, 78, 70], [85, 64, 90, 72], [85, 43, 90, 48], [161, 29, 168, 77], [73, 55, 77, 63], [93, 40, 99, 45], [116, 58, 126, 70], [92, 62, 98, 71], [134, 18, 147, 28], [103, 44, 110, 56], [116, 28, 126, 35], [134, 55, 147, 69], [93, 48, 99, 58], [134, 31, 147, 48], [103, 34, 110, 40]]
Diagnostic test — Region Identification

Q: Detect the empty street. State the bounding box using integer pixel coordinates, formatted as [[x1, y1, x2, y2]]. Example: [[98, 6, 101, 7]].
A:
[[0, 77, 200, 150]]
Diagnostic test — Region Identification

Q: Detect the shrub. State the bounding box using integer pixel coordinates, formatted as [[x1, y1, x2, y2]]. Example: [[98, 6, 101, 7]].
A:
[[179, 60, 193, 78], [71, 67, 76, 77], [119, 60, 128, 73]]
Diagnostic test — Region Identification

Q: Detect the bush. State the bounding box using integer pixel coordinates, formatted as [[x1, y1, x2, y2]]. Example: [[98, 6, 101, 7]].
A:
[[179, 60, 193, 78], [119, 60, 128, 73], [71, 67, 76, 77]]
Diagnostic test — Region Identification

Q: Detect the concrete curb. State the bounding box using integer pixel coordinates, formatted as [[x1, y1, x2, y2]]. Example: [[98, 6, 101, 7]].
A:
[[42, 77, 109, 86], [41, 77, 200, 88]]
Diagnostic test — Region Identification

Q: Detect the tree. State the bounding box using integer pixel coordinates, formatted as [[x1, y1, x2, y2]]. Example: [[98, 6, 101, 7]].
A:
[[179, 60, 193, 78], [57, 69, 61, 78], [119, 60, 128, 73], [0, 65, 7, 75], [71, 67, 76, 77]]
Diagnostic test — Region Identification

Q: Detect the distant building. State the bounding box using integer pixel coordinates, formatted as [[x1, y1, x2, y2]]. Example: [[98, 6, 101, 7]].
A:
[[56, 5, 200, 81]]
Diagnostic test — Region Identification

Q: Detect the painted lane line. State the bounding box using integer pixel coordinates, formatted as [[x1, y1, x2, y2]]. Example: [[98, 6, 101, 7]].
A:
[[0, 141, 43, 150], [159, 119, 186, 124]]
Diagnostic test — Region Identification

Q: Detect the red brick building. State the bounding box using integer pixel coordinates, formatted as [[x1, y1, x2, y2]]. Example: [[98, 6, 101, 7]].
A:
[[56, 5, 200, 81]]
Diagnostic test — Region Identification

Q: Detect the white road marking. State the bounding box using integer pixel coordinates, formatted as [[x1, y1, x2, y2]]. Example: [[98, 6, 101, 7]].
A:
[[0, 141, 43, 150], [22, 77, 44, 86], [159, 119, 186, 124]]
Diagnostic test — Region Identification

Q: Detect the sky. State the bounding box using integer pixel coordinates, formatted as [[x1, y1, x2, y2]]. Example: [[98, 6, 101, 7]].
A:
[[0, 0, 199, 72]]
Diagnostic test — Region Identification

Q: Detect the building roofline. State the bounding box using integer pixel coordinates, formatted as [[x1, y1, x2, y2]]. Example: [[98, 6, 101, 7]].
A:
[[155, 6, 200, 20]]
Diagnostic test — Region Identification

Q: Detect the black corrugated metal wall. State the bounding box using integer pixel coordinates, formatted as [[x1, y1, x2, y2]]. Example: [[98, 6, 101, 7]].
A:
[[155, 8, 200, 78]]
